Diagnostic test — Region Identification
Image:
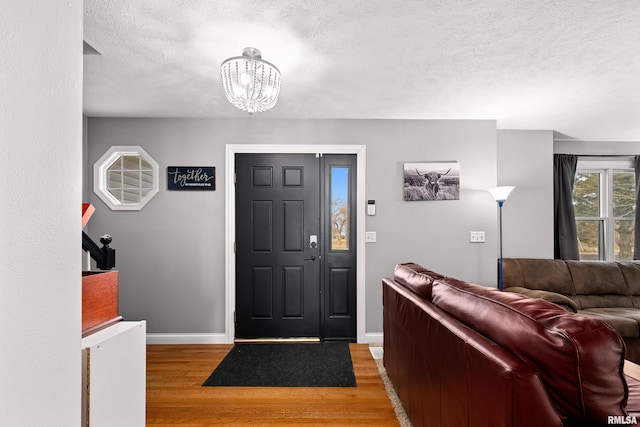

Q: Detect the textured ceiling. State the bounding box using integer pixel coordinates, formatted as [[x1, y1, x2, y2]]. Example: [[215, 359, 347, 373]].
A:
[[83, 0, 640, 140]]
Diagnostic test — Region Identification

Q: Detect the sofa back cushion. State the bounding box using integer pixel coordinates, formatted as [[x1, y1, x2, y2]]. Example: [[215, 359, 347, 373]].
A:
[[431, 276, 627, 424], [617, 262, 640, 308], [393, 262, 444, 300], [502, 258, 576, 295], [504, 286, 578, 312], [565, 261, 633, 309]]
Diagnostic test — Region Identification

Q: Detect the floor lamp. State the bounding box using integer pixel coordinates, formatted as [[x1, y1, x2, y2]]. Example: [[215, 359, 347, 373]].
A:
[[488, 186, 515, 291]]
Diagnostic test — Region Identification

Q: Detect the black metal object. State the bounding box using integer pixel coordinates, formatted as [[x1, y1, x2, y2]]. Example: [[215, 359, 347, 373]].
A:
[[82, 231, 116, 270]]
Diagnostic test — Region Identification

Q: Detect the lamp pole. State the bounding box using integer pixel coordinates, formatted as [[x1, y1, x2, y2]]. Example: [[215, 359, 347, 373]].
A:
[[488, 186, 514, 292], [498, 200, 505, 292]]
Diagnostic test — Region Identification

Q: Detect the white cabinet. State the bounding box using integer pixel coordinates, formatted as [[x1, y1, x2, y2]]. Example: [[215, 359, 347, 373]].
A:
[[81, 321, 146, 427]]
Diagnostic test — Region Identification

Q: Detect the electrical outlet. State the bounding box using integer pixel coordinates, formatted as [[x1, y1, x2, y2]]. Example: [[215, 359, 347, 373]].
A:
[[470, 231, 485, 243]]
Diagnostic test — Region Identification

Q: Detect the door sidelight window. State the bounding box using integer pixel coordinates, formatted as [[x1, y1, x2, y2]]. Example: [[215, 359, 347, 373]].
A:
[[331, 167, 349, 251]]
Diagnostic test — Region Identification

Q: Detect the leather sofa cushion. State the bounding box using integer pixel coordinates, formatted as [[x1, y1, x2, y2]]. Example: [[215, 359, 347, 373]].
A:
[[618, 262, 640, 308], [579, 308, 640, 338], [619, 262, 640, 299], [566, 260, 629, 296], [393, 262, 445, 300], [576, 294, 634, 309], [431, 276, 627, 424], [502, 258, 576, 295], [505, 286, 578, 312]]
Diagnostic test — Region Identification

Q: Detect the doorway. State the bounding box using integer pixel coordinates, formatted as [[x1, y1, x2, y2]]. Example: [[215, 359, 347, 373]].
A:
[[235, 153, 357, 341], [224, 145, 366, 344]]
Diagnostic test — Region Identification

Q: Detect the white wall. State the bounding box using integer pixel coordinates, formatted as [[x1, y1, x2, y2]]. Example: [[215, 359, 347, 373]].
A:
[[498, 130, 554, 258], [0, 2, 82, 425], [86, 118, 500, 339]]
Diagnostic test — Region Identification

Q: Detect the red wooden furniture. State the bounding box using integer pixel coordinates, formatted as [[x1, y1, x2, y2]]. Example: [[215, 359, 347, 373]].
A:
[[82, 270, 122, 337]]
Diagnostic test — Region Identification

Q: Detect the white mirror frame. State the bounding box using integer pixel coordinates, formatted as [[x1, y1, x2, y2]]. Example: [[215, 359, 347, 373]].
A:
[[93, 145, 159, 211]]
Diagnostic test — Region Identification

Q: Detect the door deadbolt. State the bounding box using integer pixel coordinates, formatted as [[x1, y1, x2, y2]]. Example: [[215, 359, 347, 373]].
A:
[[310, 235, 318, 249]]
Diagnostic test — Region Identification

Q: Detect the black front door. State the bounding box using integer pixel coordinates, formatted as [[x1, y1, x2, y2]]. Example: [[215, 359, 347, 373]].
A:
[[235, 153, 356, 341]]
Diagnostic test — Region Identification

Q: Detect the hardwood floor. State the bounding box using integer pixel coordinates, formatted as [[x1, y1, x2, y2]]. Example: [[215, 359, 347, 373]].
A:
[[146, 343, 399, 426]]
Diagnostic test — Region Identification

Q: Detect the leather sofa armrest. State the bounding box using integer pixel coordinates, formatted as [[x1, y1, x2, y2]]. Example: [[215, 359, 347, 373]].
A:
[[505, 286, 578, 313]]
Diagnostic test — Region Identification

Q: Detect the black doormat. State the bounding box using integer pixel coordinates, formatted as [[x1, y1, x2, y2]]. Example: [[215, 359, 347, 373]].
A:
[[202, 342, 356, 387]]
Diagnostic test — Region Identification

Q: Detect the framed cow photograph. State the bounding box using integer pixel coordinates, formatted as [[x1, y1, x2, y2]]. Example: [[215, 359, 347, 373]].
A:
[[403, 161, 460, 201]]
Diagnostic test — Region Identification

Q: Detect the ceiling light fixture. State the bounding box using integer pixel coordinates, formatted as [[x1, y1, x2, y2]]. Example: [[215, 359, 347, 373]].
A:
[[220, 47, 281, 114]]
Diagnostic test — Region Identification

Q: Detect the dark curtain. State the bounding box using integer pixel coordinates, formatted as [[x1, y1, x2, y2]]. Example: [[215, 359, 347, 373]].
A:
[[554, 154, 580, 260], [634, 156, 640, 259]]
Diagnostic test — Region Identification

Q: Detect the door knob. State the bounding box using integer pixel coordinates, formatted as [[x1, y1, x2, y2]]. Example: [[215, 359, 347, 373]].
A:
[[304, 256, 316, 261]]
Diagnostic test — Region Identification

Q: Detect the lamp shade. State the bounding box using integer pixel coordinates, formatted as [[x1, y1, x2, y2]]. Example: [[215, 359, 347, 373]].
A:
[[220, 47, 281, 114], [488, 186, 515, 202]]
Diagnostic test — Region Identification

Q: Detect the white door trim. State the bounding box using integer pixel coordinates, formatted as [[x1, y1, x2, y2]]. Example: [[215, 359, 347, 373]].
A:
[[225, 144, 367, 344]]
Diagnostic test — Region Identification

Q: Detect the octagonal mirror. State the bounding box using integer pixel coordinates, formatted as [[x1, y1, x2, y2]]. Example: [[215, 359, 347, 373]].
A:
[[94, 146, 159, 211]]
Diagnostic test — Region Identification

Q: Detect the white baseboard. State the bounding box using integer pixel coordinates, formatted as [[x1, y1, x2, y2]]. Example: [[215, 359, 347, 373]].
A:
[[363, 332, 383, 344], [146, 333, 227, 345]]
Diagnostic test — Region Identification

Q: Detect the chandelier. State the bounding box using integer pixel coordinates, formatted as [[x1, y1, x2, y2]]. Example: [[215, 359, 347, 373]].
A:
[[220, 47, 281, 114]]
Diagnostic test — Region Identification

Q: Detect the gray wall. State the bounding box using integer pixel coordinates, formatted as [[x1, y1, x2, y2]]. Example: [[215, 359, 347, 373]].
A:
[[86, 118, 552, 338], [555, 139, 640, 156], [497, 130, 554, 258]]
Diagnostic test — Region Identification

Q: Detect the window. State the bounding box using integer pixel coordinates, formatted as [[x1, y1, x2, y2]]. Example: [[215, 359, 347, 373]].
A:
[[331, 167, 349, 251], [573, 158, 636, 260], [94, 146, 159, 211]]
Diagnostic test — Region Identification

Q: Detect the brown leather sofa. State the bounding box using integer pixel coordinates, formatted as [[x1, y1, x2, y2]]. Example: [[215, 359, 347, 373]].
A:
[[383, 262, 640, 427], [502, 258, 640, 364]]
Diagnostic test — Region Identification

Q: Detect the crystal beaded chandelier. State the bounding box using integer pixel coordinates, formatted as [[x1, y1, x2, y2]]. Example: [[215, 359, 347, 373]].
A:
[[220, 47, 281, 114]]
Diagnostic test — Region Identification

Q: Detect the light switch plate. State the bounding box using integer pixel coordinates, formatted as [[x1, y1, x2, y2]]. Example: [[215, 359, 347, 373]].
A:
[[470, 231, 485, 243], [365, 231, 377, 242]]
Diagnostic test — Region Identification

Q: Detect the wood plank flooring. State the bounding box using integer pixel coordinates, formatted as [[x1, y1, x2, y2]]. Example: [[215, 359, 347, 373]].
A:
[[146, 343, 399, 426]]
